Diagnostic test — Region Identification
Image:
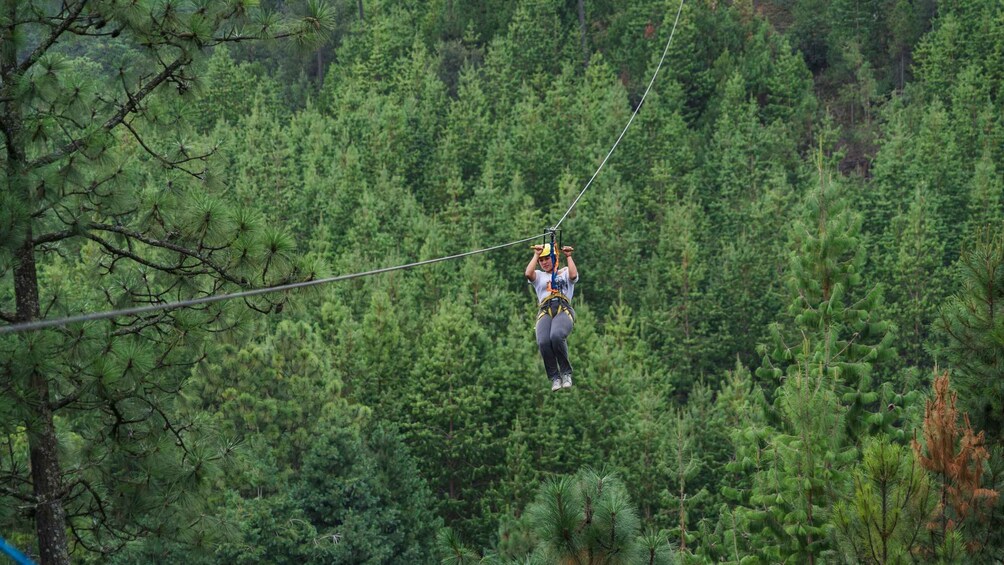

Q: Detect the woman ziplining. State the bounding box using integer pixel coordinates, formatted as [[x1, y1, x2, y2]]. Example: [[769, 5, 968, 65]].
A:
[[0, 0, 684, 338], [525, 239, 578, 391]]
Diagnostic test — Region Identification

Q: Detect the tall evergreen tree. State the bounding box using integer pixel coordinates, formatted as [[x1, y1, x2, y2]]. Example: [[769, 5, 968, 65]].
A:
[[964, 146, 1004, 242], [742, 348, 855, 563], [294, 420, 442, 565], [702, 71, 798, 371], [398, 299, 499, 541], [661, 405, 705, 552], [879, 185, 945, 370], [759, 147, 895, 441], [642, 191, 717, 382]]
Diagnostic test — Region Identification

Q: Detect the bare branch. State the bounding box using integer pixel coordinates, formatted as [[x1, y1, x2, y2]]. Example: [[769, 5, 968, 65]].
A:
[[32, 228, 78, 246], [87, 223, 244, 285], [120, 118, 214, 180], [81, 232, 182, 273]]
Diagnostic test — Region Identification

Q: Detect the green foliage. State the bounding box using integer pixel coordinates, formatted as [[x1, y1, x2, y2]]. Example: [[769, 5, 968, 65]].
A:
[[877, 184, 946, 370], [761, 147, 895, 440], [938, 230, 1004, 450], [741, 354, 856, 562], [397, 299, 500, 540], [294, 420, 441, 564], [443, 467, 677, 564], [833, 437, 935, 564]]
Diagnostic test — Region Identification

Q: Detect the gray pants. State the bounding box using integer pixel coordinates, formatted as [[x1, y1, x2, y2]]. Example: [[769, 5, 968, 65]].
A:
[[536, 311, 573, 380]]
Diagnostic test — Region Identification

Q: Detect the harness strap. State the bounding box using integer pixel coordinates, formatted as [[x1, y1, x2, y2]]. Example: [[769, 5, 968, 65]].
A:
[[537, 292, 571, 309], [536, 294, 574, 322]]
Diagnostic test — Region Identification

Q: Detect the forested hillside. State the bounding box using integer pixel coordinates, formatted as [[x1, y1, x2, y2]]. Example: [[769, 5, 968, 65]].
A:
[[2, 0, 1004, 563]]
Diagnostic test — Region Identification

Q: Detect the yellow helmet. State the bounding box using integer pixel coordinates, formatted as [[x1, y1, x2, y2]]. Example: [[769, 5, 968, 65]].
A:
[[539, 243, 554, 258]]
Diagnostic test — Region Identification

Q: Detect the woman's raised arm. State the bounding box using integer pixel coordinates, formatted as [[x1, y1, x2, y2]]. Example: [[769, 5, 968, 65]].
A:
[[525, 245, 543, 281]]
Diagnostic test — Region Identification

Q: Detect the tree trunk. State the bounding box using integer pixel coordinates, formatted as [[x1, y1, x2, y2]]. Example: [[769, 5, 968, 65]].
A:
[[3, 2, 70, 555], [577, 0, 590, 69], [316, 48, 323, 88], [899, 51, 905, 92], [13, 225, 70, 565]]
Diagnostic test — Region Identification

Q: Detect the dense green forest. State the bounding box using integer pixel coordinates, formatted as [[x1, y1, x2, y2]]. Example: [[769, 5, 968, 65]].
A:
[[2, 0, 1004, 563]]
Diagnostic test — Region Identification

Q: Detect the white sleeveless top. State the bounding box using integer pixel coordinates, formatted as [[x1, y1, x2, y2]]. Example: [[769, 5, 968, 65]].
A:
[[529, 268, 578, 302]]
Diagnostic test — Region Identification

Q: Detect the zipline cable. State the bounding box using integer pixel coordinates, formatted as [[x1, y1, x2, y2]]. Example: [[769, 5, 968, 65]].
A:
[[0, 234, 545, 334], [553, 0, 686, 229]]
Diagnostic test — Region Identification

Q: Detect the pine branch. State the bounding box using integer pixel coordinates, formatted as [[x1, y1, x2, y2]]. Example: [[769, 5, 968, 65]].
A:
[[87, 223, 245, 285], [109, 311, 174, 337], [208, 30, 304, 43], [140, 396, 192, 457], [27, 55, 190, 171], [33, 168, 123, 219], [50, 378, 97, 412], [120, 117, 215, 180], [33, 222, 246, 286], [0, 483, 35, 503], [12, 0, 90, 78], [82, 231, 186, 273], [32, 228, 78, 246]]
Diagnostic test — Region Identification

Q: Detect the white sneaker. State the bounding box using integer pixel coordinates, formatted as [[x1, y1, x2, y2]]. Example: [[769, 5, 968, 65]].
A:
[[551, 377, 562, 392], [561, 373, 573, 389]]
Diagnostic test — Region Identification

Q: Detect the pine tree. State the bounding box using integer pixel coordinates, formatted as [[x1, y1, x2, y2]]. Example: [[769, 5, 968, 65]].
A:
[[661, 406, 705, 552], [521, 468, 647, 564], [743, 342, 856, 563], [704, 363, 772, 563], [914, 1, 1004, 105], [492, 417, 539, 521], [433, 66, 492, 192], [438, 468, 676, 564], [294, 420, 442, 565], [702, 71, 799, 372], [964, 146, 1004, 242], [399, 299, 498, 541], [0, 4, 331, 563], [833, 436, 936, 564], [642, 191, 717, 382], [193, 47, 284, 132], [613, 381, 673, 528], [759, 146, 895, 442], [789, 0, 832, 72], [886, 0, 928, 91], [880, 185, 946, 370], [188, 318, 344, 487]]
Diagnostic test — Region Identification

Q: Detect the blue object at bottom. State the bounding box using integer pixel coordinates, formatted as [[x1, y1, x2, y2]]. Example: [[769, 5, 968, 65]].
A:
[[0, 536, 36, 565]]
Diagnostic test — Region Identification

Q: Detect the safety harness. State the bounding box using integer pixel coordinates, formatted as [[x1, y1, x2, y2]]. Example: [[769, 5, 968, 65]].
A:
[[537, 292, 574, 322], [536, 228, 574, 322]]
